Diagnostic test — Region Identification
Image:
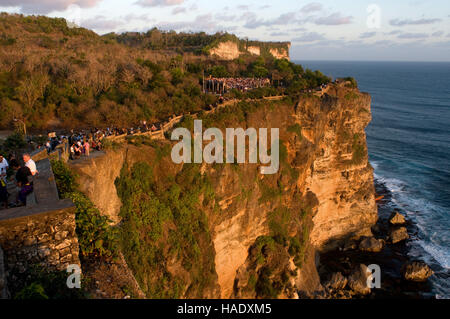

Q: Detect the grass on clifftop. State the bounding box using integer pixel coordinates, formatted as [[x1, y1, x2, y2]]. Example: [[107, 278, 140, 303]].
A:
[[115, 160, 217, 298]]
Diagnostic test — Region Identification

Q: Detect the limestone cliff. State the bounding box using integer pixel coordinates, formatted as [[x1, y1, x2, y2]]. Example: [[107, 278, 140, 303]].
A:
[[71, 83, 376, 299], [209, 41, 241, 60], [269, 45, 290, 60], [209, 40, 290, 60]]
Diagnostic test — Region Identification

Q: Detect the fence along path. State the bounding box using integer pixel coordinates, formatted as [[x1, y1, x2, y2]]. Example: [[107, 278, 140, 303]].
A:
[[105, 95, 286, 144]]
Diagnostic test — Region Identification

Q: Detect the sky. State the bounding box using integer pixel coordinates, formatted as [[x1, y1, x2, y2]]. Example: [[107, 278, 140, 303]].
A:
[[1, 0, 449, 61]]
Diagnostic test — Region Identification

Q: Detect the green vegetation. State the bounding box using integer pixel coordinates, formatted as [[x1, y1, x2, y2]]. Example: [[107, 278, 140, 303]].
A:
[[0, 132, 27, 156], [258, 179, 283, 204], [287, 124, 302, 140], [351, 133, 365, 164], [248, 203, 311, 298], [343, 77, 358, 88], [0, 13, 332, 131], [51, 159, 118, 258], [255, 266, 283, 298], [345, 92, 359, 101], [14, 265, 87, 299], [115, 160, 216, 298]]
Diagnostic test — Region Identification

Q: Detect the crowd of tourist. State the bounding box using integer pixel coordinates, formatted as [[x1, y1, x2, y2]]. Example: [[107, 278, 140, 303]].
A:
[[205, 77, 271, 93], [40, 121, 165, 161], [0, 152, 37, 210]]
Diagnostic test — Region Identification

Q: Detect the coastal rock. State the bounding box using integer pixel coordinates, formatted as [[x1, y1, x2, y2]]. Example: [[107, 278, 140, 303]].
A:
[[402, 261, 434, 282], [390, 227, 409, 244], [359, 236, 384, 253], [348, 264, 371, 295], [389, 211, 406, 225], [326, 272, 348, 290], [342, 240, 358, 251]]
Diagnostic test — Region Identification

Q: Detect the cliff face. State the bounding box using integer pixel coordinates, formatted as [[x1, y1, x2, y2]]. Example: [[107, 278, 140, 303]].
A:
[[209, 41, 290, 60], [210, 41, 241, 60], [302, 87, 377, 249], [269, 45, 290, 60], [72, 84, 376, 298]]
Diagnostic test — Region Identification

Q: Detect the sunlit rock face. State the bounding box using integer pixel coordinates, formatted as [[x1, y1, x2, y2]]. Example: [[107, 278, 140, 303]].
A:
[[73, 84, 376, 298]]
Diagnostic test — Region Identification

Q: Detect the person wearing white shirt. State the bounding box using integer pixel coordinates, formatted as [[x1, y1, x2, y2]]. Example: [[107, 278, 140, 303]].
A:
[[23, 153, 38, 176], [0, 154, 8, 209], [0, 155, 8, 182]]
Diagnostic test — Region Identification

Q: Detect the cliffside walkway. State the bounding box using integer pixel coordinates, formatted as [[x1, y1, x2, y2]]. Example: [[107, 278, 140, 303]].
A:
[[103, 94, 286, 145], [0, 149, 80, 298], [0, 150, 74, 222]]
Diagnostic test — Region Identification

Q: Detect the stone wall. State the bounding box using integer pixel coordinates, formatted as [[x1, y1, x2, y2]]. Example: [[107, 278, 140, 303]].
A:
[[0, 203, 79, 294], [0, 156, 79, 296], [0, 245, 9, 298]]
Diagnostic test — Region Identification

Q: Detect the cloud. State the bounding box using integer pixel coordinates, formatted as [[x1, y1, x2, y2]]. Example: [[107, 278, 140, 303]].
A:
[[373, 40, 394, 46], [300, 2, 323, 14], [0, 0, 101, 14], [360, 32, 376, 39], [80, 15, 124, 32], [431, 31, 444, 37], [397, 32, 429, 39], [243, 11, 297, 29], [314, 12, 352, 25], [156, 13, 230, 33], [172, 6, 186, 15], [215, 13, 237, 22], [236, 5, 249, 11], [290, 27, 307, 32], [270, 31, 289, 37], [135, 0, 184, 7], [386, 30, 402, 35], [292, 32, 325, 42], [390, 18, 441, 26]]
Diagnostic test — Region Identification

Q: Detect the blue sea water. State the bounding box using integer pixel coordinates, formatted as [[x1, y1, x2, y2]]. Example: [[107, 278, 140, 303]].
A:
[[296, 60, 450, 298]]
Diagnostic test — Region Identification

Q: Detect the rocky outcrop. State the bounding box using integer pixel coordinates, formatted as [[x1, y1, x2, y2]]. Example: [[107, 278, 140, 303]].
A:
[[70, 150, 127, 225], [389, 211, 406, 225], [210, 41, 241, 60], [402, 261, 434, 282], [359, 236, 384, 252], [269, 46, 290, 60], [303, 87, 378, 250], [348, 264, 371, 295], [390, 227, 409, 244], [325, 272, 348, 290], [247, 46, 261, 56], [71, 83, 376, 299], [209, 41, 291, 60]]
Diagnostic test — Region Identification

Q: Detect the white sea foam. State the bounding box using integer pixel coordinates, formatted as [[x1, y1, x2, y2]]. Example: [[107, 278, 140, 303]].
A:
[[374, 173, 450, 270]]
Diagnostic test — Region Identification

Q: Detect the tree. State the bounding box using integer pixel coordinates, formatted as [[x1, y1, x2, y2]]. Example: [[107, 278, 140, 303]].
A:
[[16, 72, 49, 117]]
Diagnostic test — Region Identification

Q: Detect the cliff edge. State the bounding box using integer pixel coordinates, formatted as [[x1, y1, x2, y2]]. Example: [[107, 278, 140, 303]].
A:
[[71, 83, 377, 298]]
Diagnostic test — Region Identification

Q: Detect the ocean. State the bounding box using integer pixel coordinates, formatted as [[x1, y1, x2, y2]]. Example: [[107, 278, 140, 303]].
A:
[[296, 60, 450, 298]]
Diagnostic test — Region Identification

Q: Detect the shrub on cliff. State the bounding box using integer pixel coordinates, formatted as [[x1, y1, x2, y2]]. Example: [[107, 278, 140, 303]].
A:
[[115, 161, 216, 298], [15, 282, 48, 300], [68, 192, 119, 258], [344, 77, 358, 88], [13, 265, 88, 299], [51, 159, 79, 195], [51, 159, 118, 258], [351, 134, 365, 164]]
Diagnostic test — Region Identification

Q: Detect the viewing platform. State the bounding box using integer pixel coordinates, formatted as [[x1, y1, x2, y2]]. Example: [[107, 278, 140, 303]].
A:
[[0, 149, 79, 298]]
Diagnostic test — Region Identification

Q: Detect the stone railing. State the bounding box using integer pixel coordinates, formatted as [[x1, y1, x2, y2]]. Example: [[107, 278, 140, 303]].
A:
[[0, 156, 79, 296], [98, 95, 285, 146]]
